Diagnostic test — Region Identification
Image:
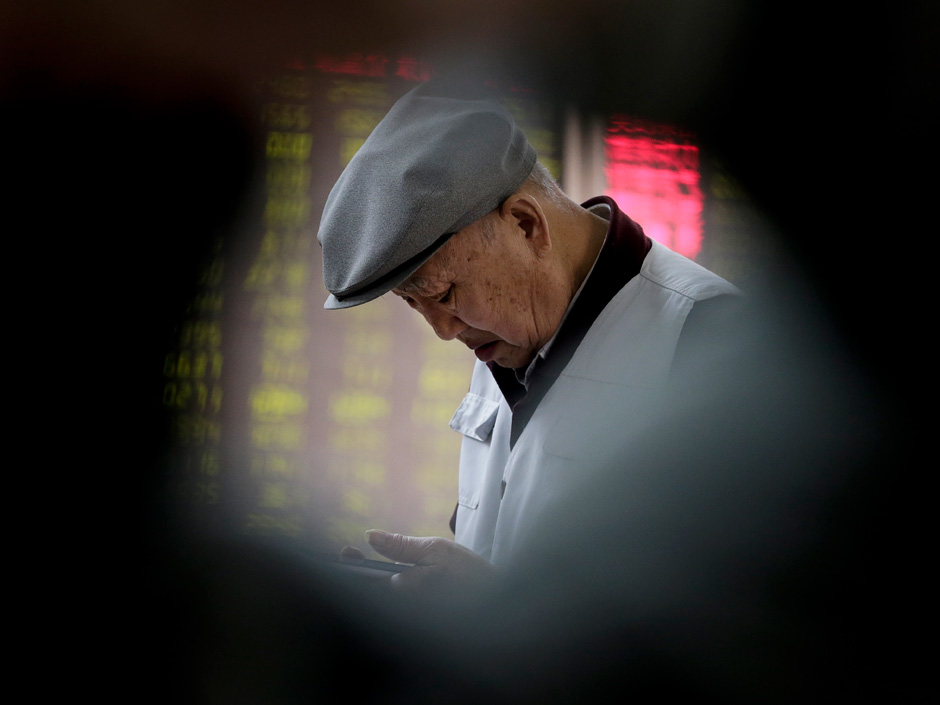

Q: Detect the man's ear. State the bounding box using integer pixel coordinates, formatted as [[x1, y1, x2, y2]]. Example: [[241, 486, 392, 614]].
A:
[[500, 194, 551, 256]]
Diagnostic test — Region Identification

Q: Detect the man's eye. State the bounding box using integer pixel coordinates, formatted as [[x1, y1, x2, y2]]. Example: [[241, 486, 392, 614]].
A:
[[438, 287, 453, 305]]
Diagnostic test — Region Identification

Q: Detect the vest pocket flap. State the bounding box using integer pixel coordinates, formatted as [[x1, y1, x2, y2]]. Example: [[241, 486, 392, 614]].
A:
[[449, 392, 500, 442]]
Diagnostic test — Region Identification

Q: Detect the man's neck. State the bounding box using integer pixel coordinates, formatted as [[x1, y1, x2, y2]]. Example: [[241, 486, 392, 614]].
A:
[[515, 208, 609, 389], [560, 205, 610, 301]]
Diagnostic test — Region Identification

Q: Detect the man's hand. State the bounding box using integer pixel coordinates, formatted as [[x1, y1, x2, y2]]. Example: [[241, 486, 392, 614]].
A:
[[363, 530, 496, 593]]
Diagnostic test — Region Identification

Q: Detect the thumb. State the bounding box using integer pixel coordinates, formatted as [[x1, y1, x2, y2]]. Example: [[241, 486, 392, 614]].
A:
[[365, 530, 428, 564]]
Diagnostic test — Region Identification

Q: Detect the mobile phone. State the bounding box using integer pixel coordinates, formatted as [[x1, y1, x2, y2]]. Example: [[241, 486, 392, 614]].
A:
[[317, 554, 413, 578]]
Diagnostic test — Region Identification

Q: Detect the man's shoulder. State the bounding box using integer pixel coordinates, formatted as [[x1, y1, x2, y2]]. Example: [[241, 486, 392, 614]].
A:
[[638, 240, 741, 302]]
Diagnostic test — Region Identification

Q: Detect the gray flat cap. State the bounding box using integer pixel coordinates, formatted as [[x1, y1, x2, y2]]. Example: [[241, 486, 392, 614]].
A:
[[318, 79, 538, 309]]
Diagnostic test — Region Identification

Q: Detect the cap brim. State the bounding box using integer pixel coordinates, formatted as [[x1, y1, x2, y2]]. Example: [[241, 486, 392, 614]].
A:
[[322, 229, 458, 309]]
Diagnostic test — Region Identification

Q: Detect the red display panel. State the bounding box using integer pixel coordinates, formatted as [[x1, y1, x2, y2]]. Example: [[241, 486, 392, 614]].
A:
[[605, 117, 703, 260]]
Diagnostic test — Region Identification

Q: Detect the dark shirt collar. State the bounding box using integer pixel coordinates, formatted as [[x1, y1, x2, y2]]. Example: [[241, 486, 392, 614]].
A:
[[488, 196, 652, 448]]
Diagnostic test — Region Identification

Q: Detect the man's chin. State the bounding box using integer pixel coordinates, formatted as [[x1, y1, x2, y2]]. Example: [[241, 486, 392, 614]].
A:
[[490, 349, 535, 371]]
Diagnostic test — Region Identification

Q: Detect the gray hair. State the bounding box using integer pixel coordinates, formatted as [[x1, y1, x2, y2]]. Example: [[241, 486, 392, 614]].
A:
[[470, 162, 575, 245], [524, 161, 576, 211]]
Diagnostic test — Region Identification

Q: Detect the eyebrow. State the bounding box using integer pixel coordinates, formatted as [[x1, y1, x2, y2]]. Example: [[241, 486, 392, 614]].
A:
[[393, 275, 435, 297]]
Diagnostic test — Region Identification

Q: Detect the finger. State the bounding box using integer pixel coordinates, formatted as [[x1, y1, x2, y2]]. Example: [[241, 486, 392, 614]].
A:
[[339, 545, 365, 563], [364, 530, 401, 560], [365, 530, 428, 564]]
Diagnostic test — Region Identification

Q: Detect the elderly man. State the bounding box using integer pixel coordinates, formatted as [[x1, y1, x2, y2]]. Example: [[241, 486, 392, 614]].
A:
[[318, 79, 739, 589]]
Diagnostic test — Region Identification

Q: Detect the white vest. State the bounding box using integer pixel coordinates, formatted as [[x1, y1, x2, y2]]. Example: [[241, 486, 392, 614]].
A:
[[449, 240, 740, 565]]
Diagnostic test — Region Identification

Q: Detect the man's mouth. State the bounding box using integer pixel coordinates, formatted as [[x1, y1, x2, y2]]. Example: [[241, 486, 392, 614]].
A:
[[472, 340, 499, 362]]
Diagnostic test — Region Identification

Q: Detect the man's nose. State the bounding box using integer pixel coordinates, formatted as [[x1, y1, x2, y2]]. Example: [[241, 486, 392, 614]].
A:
[[421, 304, 466, 341]]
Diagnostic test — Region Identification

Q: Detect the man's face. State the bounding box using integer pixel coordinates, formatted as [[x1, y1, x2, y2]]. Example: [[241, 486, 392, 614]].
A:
[[391, 212, 563, 370]]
